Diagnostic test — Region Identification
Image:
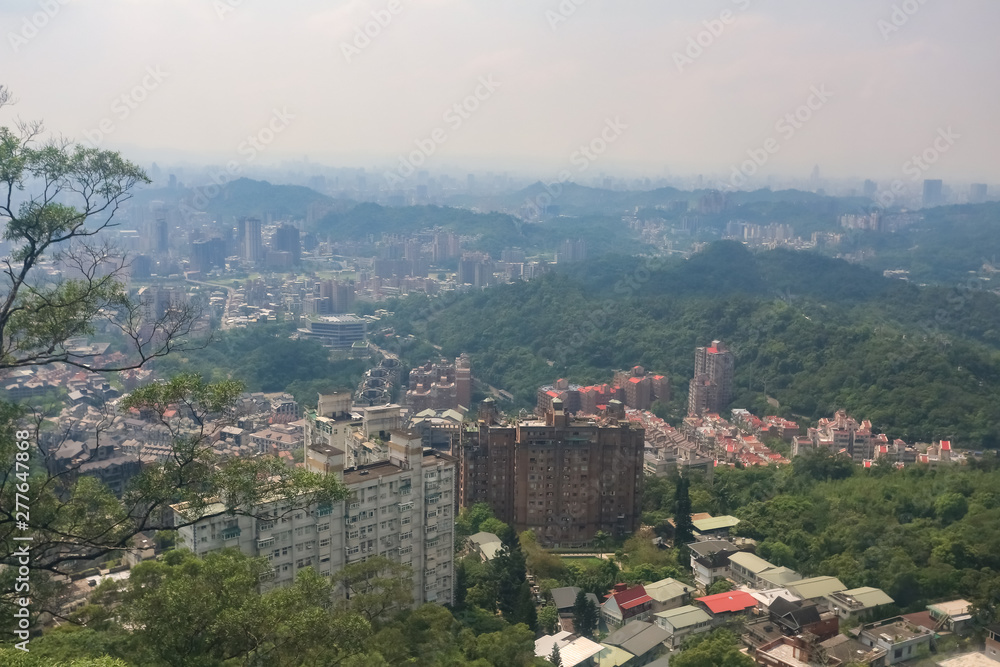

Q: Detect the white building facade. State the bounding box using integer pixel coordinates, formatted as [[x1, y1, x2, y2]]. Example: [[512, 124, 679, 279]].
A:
[[173, 429, 455, 606]]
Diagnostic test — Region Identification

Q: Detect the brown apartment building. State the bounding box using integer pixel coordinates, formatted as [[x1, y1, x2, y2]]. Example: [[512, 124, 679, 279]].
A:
[[458, 398, 645, 548]]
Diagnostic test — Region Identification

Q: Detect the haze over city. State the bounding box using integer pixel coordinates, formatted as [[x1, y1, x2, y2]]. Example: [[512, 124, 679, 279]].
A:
[[4, 0, 1000, 184]]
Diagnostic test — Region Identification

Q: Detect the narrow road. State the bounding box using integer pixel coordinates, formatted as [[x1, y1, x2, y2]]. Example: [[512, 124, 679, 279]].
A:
[[185, 275, 237, 330]]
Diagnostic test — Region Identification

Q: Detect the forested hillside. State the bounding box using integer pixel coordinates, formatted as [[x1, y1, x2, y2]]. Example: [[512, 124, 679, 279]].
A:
[[312, 203, 651, 258], [151, 325, 370, 407], [644, 451, 1000, 620], [378, 242, 1000, 447]]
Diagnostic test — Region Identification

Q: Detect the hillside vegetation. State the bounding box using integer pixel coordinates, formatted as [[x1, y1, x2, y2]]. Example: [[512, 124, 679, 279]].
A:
[[378, 242, 1000, 447]]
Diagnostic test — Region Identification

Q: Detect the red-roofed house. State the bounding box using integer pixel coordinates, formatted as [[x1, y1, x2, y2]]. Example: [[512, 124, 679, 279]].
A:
[[696, 590, 758, 624], [602, 584, 654, 628]]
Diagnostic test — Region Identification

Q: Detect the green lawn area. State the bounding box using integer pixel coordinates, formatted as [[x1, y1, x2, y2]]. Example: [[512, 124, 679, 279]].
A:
[[560, 556, 603, 568]]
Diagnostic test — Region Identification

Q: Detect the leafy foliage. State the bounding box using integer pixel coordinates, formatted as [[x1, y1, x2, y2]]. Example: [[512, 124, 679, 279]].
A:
[[380, 241, 1000, 446], [573, 590, 598, 638], [672, 630, 754, 667], [152, 324, 369, 404]]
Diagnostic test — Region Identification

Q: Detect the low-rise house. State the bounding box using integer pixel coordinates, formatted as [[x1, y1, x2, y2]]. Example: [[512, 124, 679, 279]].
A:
[[857, 617, 933, 665], [552, 586, 600, 617], [467, 531, 503, 562], [786, 576, 847, 603], [927, 599, 974, 635], [692, 514, 741, 539], [688, 539, 744, 587], [123, 532, 157, 568], [745, 588, 802, 614], [819, 634, 886, 666], [534, 631, 603, 667], [603, 584, 654, 628], [768, 597, 840, 641], [644, 577, 694, 612], [602, 620, 669, 666], [755, 634, 886, 667], [696, 590, 758, 625], [729, 552, 792, 588], [654, 605, 713, 649], [758, 567, 803, 589], [825, 587, 894, 621], [754, 636, 816, 667], [596, 644, 634, 667], [937, 653, 1000, 667], [248, 425, 303, 454], [988, 624, 1000, 662]]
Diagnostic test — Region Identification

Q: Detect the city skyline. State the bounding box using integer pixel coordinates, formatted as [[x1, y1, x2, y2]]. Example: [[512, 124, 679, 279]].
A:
[[2, 0, 999, 185]]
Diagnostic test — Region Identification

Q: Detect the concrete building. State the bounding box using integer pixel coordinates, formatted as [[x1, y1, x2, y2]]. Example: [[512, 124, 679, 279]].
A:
[[406, 355, 472, 413], [825, 587, 894, 621], [688, 340, 734, 416], [786, 576, 847, 603], [644, 578, 694, 613], [458, 399, 645, 548], [602, 584, 654, 628], [243, 217, 263, 264], [173, 430, 456, 607], [687, 539, 746, 588], [858, 617, 934, 665], [298, 315, 366, 348], [923, 179, 944, 208], [534, 632, 603, 667], [654, 605, 713, 649], [272, 223, 301, 264]]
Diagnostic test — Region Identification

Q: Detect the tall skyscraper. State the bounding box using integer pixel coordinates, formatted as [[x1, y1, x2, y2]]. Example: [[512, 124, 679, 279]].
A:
[[688, 340, 735, 416], [243, 217, 263, 264], [970, 183, 989, 204], [556, 239, 587, 263], [272, 223, 301, 264], [155, 218, 169, 256], [922, 180, 944, 208]]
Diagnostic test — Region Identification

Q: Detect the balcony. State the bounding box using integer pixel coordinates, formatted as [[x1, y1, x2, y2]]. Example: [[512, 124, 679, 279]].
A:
[[222, 527, 241, 541]]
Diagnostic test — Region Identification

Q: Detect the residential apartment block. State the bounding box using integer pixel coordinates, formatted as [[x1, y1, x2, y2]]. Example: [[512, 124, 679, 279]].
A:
[[459, 399, 644, 548], [405, 354, 473, 413], [173, 429, 456, 607], [687, 340, 735, 416]]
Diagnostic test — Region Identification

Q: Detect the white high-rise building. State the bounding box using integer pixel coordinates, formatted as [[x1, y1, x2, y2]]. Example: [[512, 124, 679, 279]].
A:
[[172, 429, 456, 605]]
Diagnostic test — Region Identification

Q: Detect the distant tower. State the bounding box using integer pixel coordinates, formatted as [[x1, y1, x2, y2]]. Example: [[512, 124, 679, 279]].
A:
[[455, 354, 472, 410], [922, 180, 944, 208], [155, 218, 169, 256], [272, 223, 301, 264], [243, 217, 263, 264], [970, 183, 989, 204], [863, 179, 878, 198], [688, 340, 734, 416]]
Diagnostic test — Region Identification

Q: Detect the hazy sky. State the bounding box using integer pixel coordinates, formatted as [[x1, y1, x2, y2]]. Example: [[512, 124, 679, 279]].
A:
[[3, 0, 999, 184]]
